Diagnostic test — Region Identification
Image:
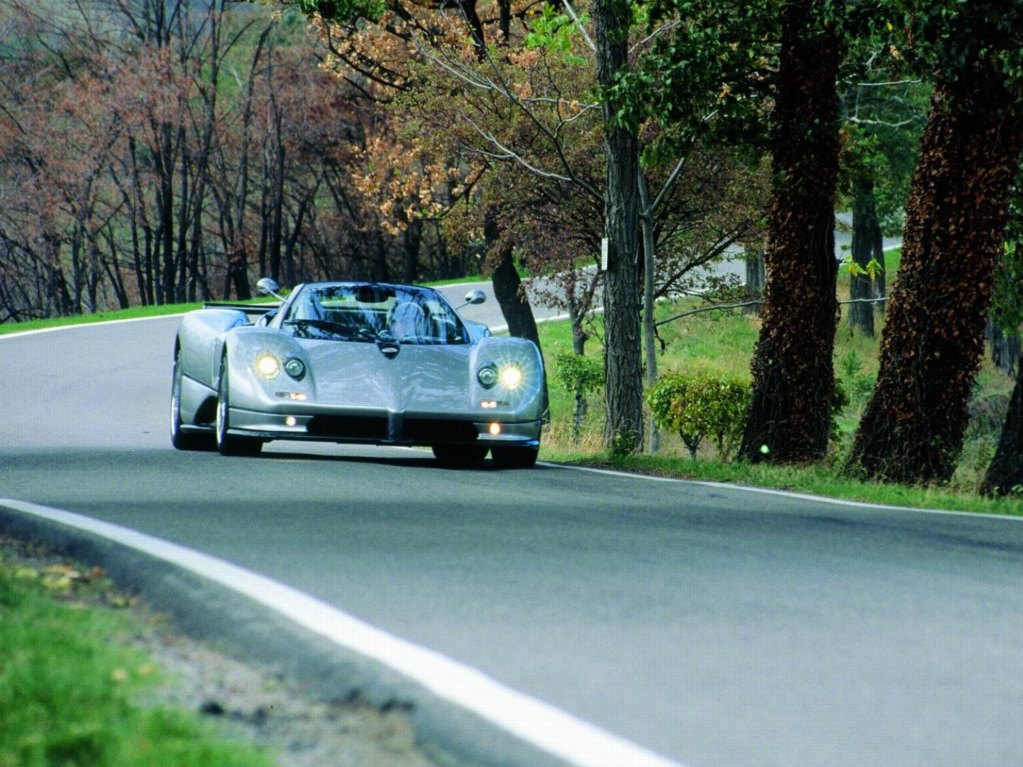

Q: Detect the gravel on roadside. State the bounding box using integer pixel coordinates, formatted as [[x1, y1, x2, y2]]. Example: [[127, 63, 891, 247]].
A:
[[1, 535, 445, 767]]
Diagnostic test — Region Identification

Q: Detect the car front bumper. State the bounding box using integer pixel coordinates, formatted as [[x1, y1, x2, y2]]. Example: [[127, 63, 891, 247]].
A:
[[225, 406, 541, 447]]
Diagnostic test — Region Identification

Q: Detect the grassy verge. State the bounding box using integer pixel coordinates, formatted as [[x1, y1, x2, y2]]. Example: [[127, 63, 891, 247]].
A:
[[0, 543, 275, 767], [550, 452, 1023, 517], [0, 304, 201, 336], [537, 275, 1023, 517], [0, 278, 472, 336]]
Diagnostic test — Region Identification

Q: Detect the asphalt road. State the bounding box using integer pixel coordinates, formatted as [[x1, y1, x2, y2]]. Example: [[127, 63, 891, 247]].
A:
[[2, 303, 1022, 767]]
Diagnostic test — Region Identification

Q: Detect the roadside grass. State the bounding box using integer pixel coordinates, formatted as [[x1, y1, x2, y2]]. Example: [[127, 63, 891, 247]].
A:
[[0, 545, 275, 767], [0, 278, 475, 337], [572, 453, 1023, 517], [423, 274, 485, 287], [0, 303, 200, 336], [538, 268, 1023, 517]]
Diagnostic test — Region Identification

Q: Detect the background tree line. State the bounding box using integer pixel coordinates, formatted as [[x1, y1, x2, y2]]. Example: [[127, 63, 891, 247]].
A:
[[0, 0, 475, 322]]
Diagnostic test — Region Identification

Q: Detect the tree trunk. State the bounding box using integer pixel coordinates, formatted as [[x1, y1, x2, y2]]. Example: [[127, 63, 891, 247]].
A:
[[490, 241, 550, 423], [402, 217, 422, 283], [175, 128, 191, 303], [570, 301, 588, 355], [981, 360, 1023, 496], [874, 245, 887, 301], [846, 66, 1023, 484], [594, 0, 643, 453], [849, 175, 882, 337], [987, 318, 1021, 377], [157, 123, 176, 305], [639, 171, 660, 453], [491, 246, 541, 343], [738, 0, 843, 463], [743, 247, 764, 315]]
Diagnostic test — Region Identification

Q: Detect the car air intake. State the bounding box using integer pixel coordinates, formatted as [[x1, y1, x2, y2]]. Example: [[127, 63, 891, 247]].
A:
[[402, 418, 478, 442], [306, 415, 388, 439]]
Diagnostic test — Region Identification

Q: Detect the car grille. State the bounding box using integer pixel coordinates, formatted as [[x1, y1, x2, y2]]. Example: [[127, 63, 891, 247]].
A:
[[304, 415, 479, 443], [307, 415, 388, 439], [402, 418, 478, 442]]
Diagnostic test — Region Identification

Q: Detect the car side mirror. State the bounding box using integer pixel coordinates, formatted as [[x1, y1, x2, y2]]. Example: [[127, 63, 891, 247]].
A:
[[257, 277, 283, 299], [463, 289, 486, 306]]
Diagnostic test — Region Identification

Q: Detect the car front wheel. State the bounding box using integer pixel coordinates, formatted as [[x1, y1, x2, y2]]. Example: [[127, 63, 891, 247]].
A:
[[171, 350, 215, 451], [216, 357, 263, 457]]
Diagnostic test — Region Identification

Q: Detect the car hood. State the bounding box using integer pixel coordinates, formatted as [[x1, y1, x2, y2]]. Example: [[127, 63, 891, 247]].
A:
[[303, 340, 474, 412]]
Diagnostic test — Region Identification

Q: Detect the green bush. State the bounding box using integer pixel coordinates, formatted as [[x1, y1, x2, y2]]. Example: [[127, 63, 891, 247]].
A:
[[553, 352, 604, 443], [836, 350, 875, 407], [553, 352, 604, 398], [647, 373, 751, 460]]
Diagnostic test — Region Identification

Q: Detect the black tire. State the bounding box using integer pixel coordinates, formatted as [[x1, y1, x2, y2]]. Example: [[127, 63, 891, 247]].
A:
[[216, 357, 263, 457], [432, 444, 488, 467], [171, 350, 215, 451], [491, 445, 539, 469]]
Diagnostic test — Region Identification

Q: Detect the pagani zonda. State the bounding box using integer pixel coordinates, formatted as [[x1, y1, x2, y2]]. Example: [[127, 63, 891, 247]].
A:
[[170, 279, 544, 467]]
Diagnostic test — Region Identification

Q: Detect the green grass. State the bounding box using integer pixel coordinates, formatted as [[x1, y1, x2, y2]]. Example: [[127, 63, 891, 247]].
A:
[[0, 304, 199, 335], [0, 550, 276, 767], [538, 285, 1023, 517], [577, 453, 1023, 517], [422, 274, 485, 287], [0, 278, 479, 336], [0, 297, 286, 336]]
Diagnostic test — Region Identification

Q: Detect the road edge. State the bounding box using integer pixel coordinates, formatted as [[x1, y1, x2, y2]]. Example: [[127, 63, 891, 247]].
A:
[[0, 497, 685, 767]]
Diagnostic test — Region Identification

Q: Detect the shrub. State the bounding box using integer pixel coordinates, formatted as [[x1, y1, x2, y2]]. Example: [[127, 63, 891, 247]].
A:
[[553, 352, 604, 443], [836, 350, 875, 408], [553, 352, 604, 397], [647, 373, 750, 460]]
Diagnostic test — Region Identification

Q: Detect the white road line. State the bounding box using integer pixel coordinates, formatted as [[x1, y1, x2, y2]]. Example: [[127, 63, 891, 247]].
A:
[[548, 463, 1023, 523], [0, 497, 688, 767]]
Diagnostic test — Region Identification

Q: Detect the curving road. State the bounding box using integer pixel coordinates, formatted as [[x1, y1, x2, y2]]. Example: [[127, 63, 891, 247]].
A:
[[1, 298, 1022, 767]]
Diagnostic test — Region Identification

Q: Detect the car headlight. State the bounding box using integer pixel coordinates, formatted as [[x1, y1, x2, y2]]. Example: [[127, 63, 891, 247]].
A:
[[254, 352, 281, 379], [478, 364, 498, 388], [498, 365, 523, 390], [283, 357, 306, 381], [478, 363, 525, 390]]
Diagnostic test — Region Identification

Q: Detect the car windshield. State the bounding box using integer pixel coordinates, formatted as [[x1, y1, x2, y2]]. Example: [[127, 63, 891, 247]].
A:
[[282, 284, 469, 345]]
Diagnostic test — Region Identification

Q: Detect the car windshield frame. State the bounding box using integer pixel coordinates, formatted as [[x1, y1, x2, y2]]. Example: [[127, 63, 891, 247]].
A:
[[281, 283, 470, 345]]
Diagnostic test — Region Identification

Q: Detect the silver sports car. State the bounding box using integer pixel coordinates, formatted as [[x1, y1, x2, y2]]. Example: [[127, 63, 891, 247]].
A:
[[170, 279, 545, 467]]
